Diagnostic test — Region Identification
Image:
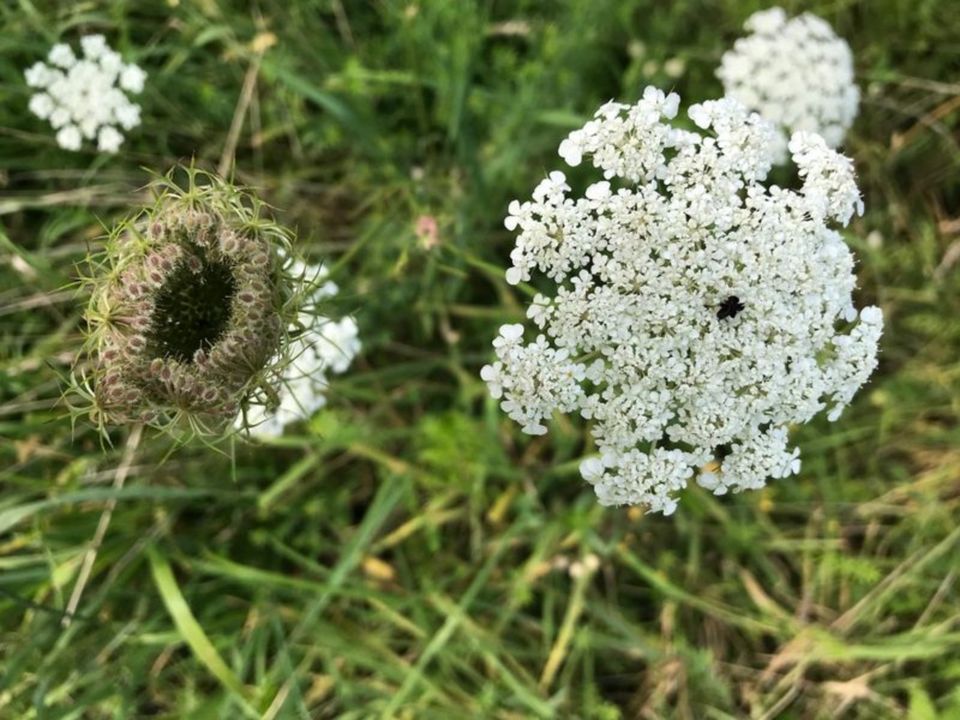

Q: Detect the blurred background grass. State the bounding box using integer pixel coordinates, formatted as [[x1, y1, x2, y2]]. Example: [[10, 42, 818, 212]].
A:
[[1, 1, 959, 718]]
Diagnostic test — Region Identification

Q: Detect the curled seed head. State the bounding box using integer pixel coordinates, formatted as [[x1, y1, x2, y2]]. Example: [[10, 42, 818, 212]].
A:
[[70, 166, 310, 441]]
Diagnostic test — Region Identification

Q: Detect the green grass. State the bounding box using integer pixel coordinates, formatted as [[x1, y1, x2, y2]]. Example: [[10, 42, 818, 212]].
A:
[[2, 0, 960, 718]]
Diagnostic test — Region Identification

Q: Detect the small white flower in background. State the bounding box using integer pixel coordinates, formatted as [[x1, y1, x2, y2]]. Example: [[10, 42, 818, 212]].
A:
[[481, 87, 882, 515], [663, 57, 686, 79], [24, 35, 146, 153], [717, 7, 859, 154], [241, 261, 361, 438]]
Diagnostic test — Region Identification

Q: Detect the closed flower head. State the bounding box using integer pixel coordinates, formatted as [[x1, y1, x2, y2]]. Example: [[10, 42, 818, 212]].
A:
[[482, 87, 882, 515]]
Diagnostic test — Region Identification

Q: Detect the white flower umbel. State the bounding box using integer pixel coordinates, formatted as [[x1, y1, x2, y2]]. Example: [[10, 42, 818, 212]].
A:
[[482, 87, 882, 514], [24, 35, 145, 153], [717, 7, 859, 153], [241, 262, 361, 437]]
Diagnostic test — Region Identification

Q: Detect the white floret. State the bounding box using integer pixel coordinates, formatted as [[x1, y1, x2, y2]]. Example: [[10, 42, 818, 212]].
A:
[[97, 126, 124, 153], [28, 93, 54, 119], [80, 34, 109, 60], [119, 64, 147, 93], [48, 43, 76, 68], [55, 125, 82, 151], [483, 87, 882, 514], [241, 262, 362, 438]]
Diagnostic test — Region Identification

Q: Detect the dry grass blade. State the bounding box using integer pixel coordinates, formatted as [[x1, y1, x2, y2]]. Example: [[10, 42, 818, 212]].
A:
[[61, 423, 143, 627]]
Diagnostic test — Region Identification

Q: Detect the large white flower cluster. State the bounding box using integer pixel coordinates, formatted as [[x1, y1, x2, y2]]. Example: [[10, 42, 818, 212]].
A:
[[241, 261, 361, 437], [482, 87, 882, 515], [717, 7, 859, 152], [24, 35, 146, 153]]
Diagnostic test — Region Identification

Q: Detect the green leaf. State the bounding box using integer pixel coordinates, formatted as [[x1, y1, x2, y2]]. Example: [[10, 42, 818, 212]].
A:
[[908, 685, 939, 720], [0, 486, 240, 535], [261, 58, 371, 143], [147, 547, 259, 718]]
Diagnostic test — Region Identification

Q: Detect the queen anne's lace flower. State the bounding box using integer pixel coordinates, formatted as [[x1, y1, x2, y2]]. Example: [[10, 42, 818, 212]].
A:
[[73, 168, 311, 439], [717, 7, 859, 152], [24, 35, 145, 153], [241, 261, 361, 437], [482, 87, 882, 514]]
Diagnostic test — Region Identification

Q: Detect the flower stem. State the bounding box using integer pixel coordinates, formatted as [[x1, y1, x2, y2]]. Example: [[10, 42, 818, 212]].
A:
[[62, 423, 144, 627]]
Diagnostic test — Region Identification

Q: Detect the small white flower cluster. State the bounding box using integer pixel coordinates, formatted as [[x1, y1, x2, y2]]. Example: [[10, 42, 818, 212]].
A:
[[483, 87, 882, 515], [242, 261, 361, 438], [24, 35, 146, 153], [717, 7, 859, 152]]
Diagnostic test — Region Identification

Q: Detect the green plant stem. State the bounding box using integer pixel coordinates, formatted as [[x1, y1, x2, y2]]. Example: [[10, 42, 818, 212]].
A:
[[61, 423, 144, 627]]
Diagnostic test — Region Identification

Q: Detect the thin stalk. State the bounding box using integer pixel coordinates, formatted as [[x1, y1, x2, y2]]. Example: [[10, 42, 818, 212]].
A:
[[61, 423, 144, 628]]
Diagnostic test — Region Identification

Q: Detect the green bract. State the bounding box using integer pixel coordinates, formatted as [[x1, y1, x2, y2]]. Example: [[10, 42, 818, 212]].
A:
[[68, 167, 308, 439]]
